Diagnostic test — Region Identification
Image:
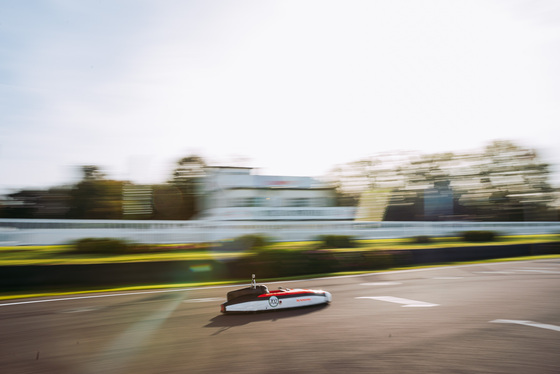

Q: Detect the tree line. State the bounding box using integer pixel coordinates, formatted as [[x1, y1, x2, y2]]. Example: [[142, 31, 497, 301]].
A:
[[327, 140, 558, 221], [0, 156, 207, 220], [1, 141, 559, 221]]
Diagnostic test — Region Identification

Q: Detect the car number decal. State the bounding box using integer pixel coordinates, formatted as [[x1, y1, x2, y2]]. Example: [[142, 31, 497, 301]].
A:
[[268, 296, 279, 307]]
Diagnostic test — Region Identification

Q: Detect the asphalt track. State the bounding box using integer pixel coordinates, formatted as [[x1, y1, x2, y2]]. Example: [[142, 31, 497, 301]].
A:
[[1, 259, 559, 373]]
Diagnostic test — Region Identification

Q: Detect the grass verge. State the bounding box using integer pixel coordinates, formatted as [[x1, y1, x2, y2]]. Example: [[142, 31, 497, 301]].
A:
[[1, 234, 558, 265]]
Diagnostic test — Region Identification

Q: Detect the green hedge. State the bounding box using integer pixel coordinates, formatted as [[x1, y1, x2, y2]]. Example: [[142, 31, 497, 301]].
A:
[[461, 231, 497, 242], [316, 235, 357, 249], [215, 234, 272, 252], [71, 238, 133, 254], [411, 235, 432, 244]]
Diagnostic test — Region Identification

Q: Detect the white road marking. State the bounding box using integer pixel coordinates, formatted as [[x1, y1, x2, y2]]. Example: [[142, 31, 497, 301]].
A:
[[515, 269, 560, 274], [357, 296, 439, 307], [360, 282, 402, 286], [490, 319, 560, 332], [0, 285, 238, 308], [474, 271, 515, 274]]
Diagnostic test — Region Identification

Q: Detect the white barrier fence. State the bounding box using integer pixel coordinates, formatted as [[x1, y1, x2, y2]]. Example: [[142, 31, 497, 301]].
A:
[[1, 219, 560, 246]]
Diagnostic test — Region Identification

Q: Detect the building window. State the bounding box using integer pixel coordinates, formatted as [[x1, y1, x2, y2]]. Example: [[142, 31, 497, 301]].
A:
[[230, 198, 252, 207], [286, 198, 310, 207], [252, 197, 269, 207], [311, 198, 326, 207]]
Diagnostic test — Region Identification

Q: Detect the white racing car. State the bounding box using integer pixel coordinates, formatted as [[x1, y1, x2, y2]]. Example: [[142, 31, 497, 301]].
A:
[[220, 275, 332, 313]]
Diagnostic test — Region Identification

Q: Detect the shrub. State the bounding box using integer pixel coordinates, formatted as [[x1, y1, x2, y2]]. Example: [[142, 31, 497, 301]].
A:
[[411, 235, 432, 244], [71, 238, 133, 254], [316, 235, 356, 249], [217, 234, 272, 252], [461, 231, 497, 242]]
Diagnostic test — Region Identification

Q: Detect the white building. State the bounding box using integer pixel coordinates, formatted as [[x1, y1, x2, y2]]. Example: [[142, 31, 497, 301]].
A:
[[197, 166, 355, 221]]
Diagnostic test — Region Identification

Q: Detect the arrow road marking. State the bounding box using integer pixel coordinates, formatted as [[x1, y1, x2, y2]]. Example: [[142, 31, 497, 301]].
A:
[[490, 319, 560, 332], [357, 296, 438, 307]]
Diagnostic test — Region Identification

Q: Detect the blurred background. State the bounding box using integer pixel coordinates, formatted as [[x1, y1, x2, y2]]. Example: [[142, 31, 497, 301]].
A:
[[1, 141, 559, 222]]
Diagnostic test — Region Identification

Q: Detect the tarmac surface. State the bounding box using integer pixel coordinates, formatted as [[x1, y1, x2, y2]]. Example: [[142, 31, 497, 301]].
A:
[[1, 259, 559, 373]]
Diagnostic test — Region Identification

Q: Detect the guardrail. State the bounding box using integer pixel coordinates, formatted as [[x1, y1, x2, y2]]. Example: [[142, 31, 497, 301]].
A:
[[1, 219, 559, 246]]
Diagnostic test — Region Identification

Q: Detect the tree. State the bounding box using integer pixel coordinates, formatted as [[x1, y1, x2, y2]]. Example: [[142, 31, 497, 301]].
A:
[[151, 184, 184, 220], [81, 165, 105, 181], [169, 155, 207, 219], [67, 166, 123, 219], [0, 187, 71, 219], [324, 152, 411, 204], [324, 141, 556, 221], [0, 190, 42, 218]]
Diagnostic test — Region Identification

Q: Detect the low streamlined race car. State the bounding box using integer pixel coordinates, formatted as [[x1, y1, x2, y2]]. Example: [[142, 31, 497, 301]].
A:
[[220, 275, 332, 313]]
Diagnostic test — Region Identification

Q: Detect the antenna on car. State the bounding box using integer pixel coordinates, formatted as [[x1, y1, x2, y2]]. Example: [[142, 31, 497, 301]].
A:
[[251, 274, 256, 289]]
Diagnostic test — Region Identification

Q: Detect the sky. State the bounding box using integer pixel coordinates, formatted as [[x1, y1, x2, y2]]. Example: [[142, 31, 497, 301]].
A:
[[1, 0, 560, 194]]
